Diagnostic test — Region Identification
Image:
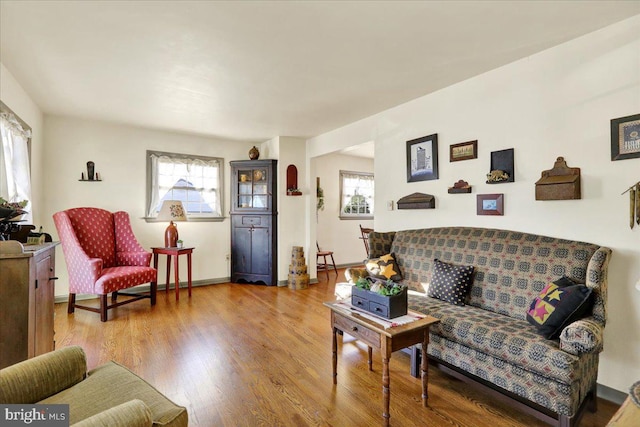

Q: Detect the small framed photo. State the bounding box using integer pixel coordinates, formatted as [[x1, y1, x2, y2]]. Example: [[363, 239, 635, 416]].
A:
[[450, 140, 478, 162], [406, 134, 439, 182], [611, 113, 640, 161], [477, 193, 504, 216]]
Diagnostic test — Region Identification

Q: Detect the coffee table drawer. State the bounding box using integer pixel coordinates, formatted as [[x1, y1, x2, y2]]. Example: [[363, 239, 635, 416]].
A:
[[333, 313, 380, 348]]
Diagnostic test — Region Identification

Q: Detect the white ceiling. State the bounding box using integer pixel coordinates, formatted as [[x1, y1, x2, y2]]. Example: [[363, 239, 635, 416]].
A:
[[1, 1, 639, 144]]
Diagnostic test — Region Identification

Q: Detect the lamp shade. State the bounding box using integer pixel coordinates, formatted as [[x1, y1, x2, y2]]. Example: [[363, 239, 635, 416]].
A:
[[157, 200, 187, 222], [157, 200, 187, 247]]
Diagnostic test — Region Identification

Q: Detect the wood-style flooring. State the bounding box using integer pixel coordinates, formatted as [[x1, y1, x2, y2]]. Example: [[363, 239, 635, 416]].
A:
[[53, 270, 618, 427]]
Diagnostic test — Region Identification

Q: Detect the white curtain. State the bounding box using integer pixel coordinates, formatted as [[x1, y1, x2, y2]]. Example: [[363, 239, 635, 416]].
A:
[[147, 153, 222, 218], [0, 112, 32, 221]]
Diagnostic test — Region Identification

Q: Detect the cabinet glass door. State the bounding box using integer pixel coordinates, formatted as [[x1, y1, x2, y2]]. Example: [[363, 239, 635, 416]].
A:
[[236, 167, 269, 209]]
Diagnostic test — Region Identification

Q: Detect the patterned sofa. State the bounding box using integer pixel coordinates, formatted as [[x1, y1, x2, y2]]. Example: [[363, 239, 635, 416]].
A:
[[347, 227, 611, 427]]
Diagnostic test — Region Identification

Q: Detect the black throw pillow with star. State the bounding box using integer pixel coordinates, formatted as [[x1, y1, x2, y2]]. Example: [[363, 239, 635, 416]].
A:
[[365, 253, 403, 282], [526, 276, 593, 340]]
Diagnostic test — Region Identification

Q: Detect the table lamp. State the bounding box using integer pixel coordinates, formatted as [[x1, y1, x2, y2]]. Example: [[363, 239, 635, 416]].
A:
[[157, 200, 187, 247]]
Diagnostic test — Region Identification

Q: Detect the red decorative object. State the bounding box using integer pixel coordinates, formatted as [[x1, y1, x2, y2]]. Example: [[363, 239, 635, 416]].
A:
[[286, 164, 301, 195], [164, 221, 178, 248]]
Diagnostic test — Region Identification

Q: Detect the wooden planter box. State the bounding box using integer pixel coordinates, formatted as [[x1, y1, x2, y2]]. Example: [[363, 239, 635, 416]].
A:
[[351, 286, 408, 319]]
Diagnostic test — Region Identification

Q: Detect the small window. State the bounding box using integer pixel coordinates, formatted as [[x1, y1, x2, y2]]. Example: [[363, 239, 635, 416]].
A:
[[339, 170, 374, 220], [146, 150, 224, 221], [0, 105, 32, 223]]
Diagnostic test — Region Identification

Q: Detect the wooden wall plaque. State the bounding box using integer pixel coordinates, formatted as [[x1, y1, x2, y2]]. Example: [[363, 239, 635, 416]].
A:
[[535, 157, 581, 200], [397, 192, 435, 209]]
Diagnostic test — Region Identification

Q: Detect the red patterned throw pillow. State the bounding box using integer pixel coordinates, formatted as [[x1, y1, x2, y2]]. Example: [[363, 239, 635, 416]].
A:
[[526, 276, 593, 340]]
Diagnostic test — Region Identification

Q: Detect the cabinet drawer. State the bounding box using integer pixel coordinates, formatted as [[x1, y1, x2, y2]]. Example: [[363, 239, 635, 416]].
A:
[[333, 313, 380, 349], [368, 302, 389, 318], [351, 296, 367, 310], [241, 216, 262, 226]]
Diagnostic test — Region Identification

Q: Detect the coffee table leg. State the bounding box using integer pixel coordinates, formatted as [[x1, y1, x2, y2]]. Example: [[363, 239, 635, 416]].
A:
[[421, 331, 430, 407], [332, 326, 338, 385], [382, 339, 391, 427]]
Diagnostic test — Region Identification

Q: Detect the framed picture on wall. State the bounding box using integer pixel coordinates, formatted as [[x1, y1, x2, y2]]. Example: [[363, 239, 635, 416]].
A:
[[611, 113, 640, 161], [450, 140, 478, 162], [477, 193, 504, 216], [406, 134, 439, 182]]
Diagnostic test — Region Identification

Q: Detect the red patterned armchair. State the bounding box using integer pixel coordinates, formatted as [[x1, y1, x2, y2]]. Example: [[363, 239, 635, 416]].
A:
[[53, 207, 157, 322]]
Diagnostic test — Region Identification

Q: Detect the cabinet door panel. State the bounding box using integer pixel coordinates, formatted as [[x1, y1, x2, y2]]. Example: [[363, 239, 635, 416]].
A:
[[35, 254, 55, 355], [250, 227, 271, 275], [232, 227, 253, 274]]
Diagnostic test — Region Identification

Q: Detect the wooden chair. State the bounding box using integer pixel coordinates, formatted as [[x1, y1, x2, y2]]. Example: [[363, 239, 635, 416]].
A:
[[316, 242, 337, 279], [359, 224, 373, 257], [53, 207, 157, 322]]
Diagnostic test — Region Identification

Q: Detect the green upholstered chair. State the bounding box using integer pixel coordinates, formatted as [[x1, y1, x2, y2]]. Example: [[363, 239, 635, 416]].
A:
[[0, 346, 187, 427]]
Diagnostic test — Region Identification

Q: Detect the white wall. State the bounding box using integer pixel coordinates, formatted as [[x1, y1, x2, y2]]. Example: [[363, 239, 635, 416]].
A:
[[0, 63, 44, 225], [261, 136, 309, 283], [42, 115, 255, 296], [307, 16, 640, 394], [314, 152, 373, 265]]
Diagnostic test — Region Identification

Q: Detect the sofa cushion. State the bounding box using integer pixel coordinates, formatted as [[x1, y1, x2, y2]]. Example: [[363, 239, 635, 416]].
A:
[[408, 293, 580, 384], [427, 259, 474, 306], [526, 277, 593, 340], [365, 253, 403, 281], [40, 361, 188, 427]]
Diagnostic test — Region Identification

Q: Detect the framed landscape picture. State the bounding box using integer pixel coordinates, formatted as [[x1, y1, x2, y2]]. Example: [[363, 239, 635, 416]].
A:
[[611, 113, 640, 161], [450, 140, 477, 162], [406, 134, 439, 182], [477, 193, 504, 216]]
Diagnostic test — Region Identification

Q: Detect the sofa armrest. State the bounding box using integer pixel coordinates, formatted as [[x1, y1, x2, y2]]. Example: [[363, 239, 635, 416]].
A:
[[0, 346, 87, 404], [559, 317, 604, 355], [72, 399, 152, 427]]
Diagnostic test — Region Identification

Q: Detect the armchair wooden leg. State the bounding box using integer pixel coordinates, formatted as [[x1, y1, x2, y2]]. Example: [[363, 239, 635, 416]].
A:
[[100, 294, 108, 322], [111, 291, 118, 302], [68, 293, 76, 314], [150, 281, 157, 306]]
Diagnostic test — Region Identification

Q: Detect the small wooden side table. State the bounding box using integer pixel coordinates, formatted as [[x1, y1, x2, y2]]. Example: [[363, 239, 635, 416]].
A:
[[324, 301, 439, 426], [152, 247, 194, 301]]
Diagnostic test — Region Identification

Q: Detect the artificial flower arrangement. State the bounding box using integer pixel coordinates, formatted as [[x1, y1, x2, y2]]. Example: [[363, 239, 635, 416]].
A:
[[352, 277, 408, 319], [0, 197, 28, 221], [355, 276, 406, 296]]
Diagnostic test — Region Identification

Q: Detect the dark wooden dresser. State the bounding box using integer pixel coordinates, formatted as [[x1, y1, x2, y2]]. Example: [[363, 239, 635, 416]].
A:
[[0, 241, 58, 369]]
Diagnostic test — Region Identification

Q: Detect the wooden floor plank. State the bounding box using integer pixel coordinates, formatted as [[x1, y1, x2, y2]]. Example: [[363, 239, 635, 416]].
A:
[[53, 270, 619, 426]]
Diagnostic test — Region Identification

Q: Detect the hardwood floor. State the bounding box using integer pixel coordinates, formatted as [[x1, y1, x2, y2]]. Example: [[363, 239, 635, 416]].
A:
[[54, 271, 618, 427]]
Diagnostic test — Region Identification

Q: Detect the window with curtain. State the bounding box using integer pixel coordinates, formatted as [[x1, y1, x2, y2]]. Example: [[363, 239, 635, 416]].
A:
[[0, 108, 32, 223], [339, 170, 374, 219], [146, 150, 224, 221]]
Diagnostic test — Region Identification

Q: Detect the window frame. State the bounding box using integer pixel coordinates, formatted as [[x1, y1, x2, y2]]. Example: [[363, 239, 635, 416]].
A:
[[145, 150, 225, 223], [339, 170, 374, 220]]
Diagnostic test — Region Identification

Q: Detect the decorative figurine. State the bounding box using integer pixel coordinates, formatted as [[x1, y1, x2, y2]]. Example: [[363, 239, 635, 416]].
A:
[[249, 146, 260, 160], [87, 161, 95, 181], [486, 169, 509, 183]]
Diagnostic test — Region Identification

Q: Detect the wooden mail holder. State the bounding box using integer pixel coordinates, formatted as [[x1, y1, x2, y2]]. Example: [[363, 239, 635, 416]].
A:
[[535, 157, 581, 201], [397, 192, 435, 209]]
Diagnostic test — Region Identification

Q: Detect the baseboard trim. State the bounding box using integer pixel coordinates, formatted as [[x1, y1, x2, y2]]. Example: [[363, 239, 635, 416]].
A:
[[54, 277, 230, 304], [598, 383, 627, 405]]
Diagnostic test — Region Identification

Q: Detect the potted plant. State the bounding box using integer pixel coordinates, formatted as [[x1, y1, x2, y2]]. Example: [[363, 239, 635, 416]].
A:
[[176, 239, 184, 249], [351, 277, 408, 319]]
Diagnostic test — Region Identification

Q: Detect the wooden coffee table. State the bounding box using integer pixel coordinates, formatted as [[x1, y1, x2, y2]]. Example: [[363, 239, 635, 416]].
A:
[[324, 301, 439, 426]]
